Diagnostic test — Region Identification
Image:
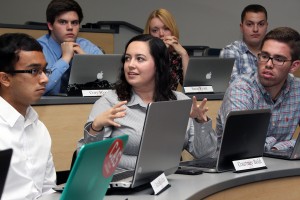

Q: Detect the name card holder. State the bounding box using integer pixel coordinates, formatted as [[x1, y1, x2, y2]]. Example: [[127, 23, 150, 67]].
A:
[[184, 86, 214, 94], [82, 89, 111, 97], [233, 157, 267, 173], [150, 173, 171, 195]]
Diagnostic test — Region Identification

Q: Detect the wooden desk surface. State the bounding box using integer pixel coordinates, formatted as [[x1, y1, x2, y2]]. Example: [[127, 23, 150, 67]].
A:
[[294, 68, 300, 78], [0, 26, 114, 54], [34, 104, 93, 171]]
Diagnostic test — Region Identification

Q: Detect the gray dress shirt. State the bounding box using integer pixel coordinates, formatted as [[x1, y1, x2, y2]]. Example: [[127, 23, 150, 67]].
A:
[[78, 90, 217, 170]]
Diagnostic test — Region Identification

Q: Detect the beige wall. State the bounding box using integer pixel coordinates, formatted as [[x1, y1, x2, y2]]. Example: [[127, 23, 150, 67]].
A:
[[1, 1, 300, 49]]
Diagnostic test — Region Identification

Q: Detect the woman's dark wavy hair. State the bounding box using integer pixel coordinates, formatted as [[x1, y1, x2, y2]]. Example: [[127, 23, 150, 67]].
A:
[[115, 34, 176, 102]]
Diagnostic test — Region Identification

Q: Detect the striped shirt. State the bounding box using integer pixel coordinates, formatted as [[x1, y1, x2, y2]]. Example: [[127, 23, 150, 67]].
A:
[[216, 73, 300, 150], [220, 40, 258, 83]]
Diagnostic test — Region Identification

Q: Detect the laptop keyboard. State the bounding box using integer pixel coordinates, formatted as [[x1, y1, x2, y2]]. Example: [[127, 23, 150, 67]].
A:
[[264, 148, 293, 158], [111, 170, 134, 182], [180, 157, 217, 168]]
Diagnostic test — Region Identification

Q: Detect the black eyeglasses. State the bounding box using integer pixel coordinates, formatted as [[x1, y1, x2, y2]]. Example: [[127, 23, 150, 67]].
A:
[[257, 53, 292, 66], [6, 68, 52, 77]]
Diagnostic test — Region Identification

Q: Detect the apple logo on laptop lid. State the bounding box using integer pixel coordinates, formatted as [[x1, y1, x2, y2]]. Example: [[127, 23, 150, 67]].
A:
[[206, 72, 212, 80], [97, 71, 104, 80]]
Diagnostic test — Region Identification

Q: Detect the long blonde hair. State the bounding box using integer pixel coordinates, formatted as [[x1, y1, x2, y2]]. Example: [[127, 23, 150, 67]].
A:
[[144, 8, 179, 39]]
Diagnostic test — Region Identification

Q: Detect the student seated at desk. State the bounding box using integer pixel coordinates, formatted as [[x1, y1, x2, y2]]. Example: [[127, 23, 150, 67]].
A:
[[144, 8, 189, 90], [38, 0, 104, 95], [0, 33, 56, 199], [219, 4, 268, 83], [217, 27, 300, 151], [78, 34, 217, 170]]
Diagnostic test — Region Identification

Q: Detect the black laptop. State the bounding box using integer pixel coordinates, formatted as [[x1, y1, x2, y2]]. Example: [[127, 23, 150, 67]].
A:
[[0, 149, 13, 199], [264, 133, 300, 160], [180, 109, 271, 172]]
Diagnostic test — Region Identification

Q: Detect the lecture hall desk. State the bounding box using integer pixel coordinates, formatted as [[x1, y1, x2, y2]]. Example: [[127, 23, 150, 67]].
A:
[[34, 94, 300, 199], [39, 157, 300, 200]]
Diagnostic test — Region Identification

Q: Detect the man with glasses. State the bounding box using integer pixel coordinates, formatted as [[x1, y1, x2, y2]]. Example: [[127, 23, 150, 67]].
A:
[[0, 33, 56, 199], [38, 0, 104, 95], [216, 27, 300, 151], [220, 4, 268, 83]]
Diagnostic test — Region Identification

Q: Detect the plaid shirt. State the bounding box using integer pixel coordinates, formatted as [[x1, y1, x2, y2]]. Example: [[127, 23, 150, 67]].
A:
[[216, 73, 300, 150], [220, 40, 258, 83]]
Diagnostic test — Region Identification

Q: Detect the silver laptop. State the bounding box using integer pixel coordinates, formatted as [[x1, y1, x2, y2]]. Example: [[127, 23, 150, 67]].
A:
[[67, 54, 123, 96], [110, 99, 192, 188], [183, 57, 234, 96], [69, 54, 122, 84], [180, 109, 271, 173], [264, 133, 300, 160]]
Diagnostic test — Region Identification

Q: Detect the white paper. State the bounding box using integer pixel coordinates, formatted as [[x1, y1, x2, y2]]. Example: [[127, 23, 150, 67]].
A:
[[184, 86, 214, 93], [81, 90, 111, 97], [233, 157, 266, 171], [150, 173, 169, 195]]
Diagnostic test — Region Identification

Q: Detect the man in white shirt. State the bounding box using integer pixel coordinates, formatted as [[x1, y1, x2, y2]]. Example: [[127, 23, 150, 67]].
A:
[[0, 33, 56, 199]]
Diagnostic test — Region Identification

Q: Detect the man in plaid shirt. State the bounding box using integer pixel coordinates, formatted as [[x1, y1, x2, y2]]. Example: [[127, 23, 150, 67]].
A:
[[220, 4, 268, 83], [216, 27, 300, 151]]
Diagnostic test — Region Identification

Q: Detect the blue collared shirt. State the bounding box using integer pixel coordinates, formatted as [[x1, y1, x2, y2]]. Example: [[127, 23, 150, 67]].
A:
[[38, 34, 103, 95], [216, 73, 300, 150], [220, 40, 258, 83]]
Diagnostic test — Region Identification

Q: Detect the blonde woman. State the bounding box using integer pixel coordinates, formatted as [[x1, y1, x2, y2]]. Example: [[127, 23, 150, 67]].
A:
[[144, 8, 189, 90]]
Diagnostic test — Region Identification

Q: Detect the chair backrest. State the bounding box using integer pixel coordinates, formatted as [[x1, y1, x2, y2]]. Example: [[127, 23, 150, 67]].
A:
[[203, 48, 222, 56], [183, 45, 209, 56]]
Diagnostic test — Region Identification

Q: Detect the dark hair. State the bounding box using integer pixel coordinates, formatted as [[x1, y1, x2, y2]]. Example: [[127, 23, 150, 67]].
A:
[[241, 4, 267, 22], [261, 27, 300, 61], [115, 34, 176, 102], [46, 0, 83, 33], [0, 33, 43, 72]]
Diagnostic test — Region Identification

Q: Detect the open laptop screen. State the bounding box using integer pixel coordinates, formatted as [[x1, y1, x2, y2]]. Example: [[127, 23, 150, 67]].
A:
[[183, 57, 234, 94]]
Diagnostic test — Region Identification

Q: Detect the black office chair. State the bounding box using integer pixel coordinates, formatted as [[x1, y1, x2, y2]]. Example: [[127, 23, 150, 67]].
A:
[[24, 21, 47, 27], [203, 48, 222, 56], [183, 45, 210, 57]]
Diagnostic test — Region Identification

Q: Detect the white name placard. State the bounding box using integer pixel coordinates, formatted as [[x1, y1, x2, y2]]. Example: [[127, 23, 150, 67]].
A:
[[233, 157, 266, 172], [150, 173, 169, 195], [184, 86, 214, 93], [82, 90, 111, 97]]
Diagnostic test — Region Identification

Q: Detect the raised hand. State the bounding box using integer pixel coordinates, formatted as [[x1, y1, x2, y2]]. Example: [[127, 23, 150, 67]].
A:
[[91, 101, 127, 132], [190, 96, 208, 123]]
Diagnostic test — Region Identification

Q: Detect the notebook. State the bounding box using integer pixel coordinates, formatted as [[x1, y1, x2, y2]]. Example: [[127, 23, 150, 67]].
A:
[[0, 148, 13, 199], [264, 133, 300, 160], [183, 57, 234, 98], [110, 99, 192, 188], [59, 134, 128, 200], [180, 109, 271, 173], [67, 54, 122, 96]]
